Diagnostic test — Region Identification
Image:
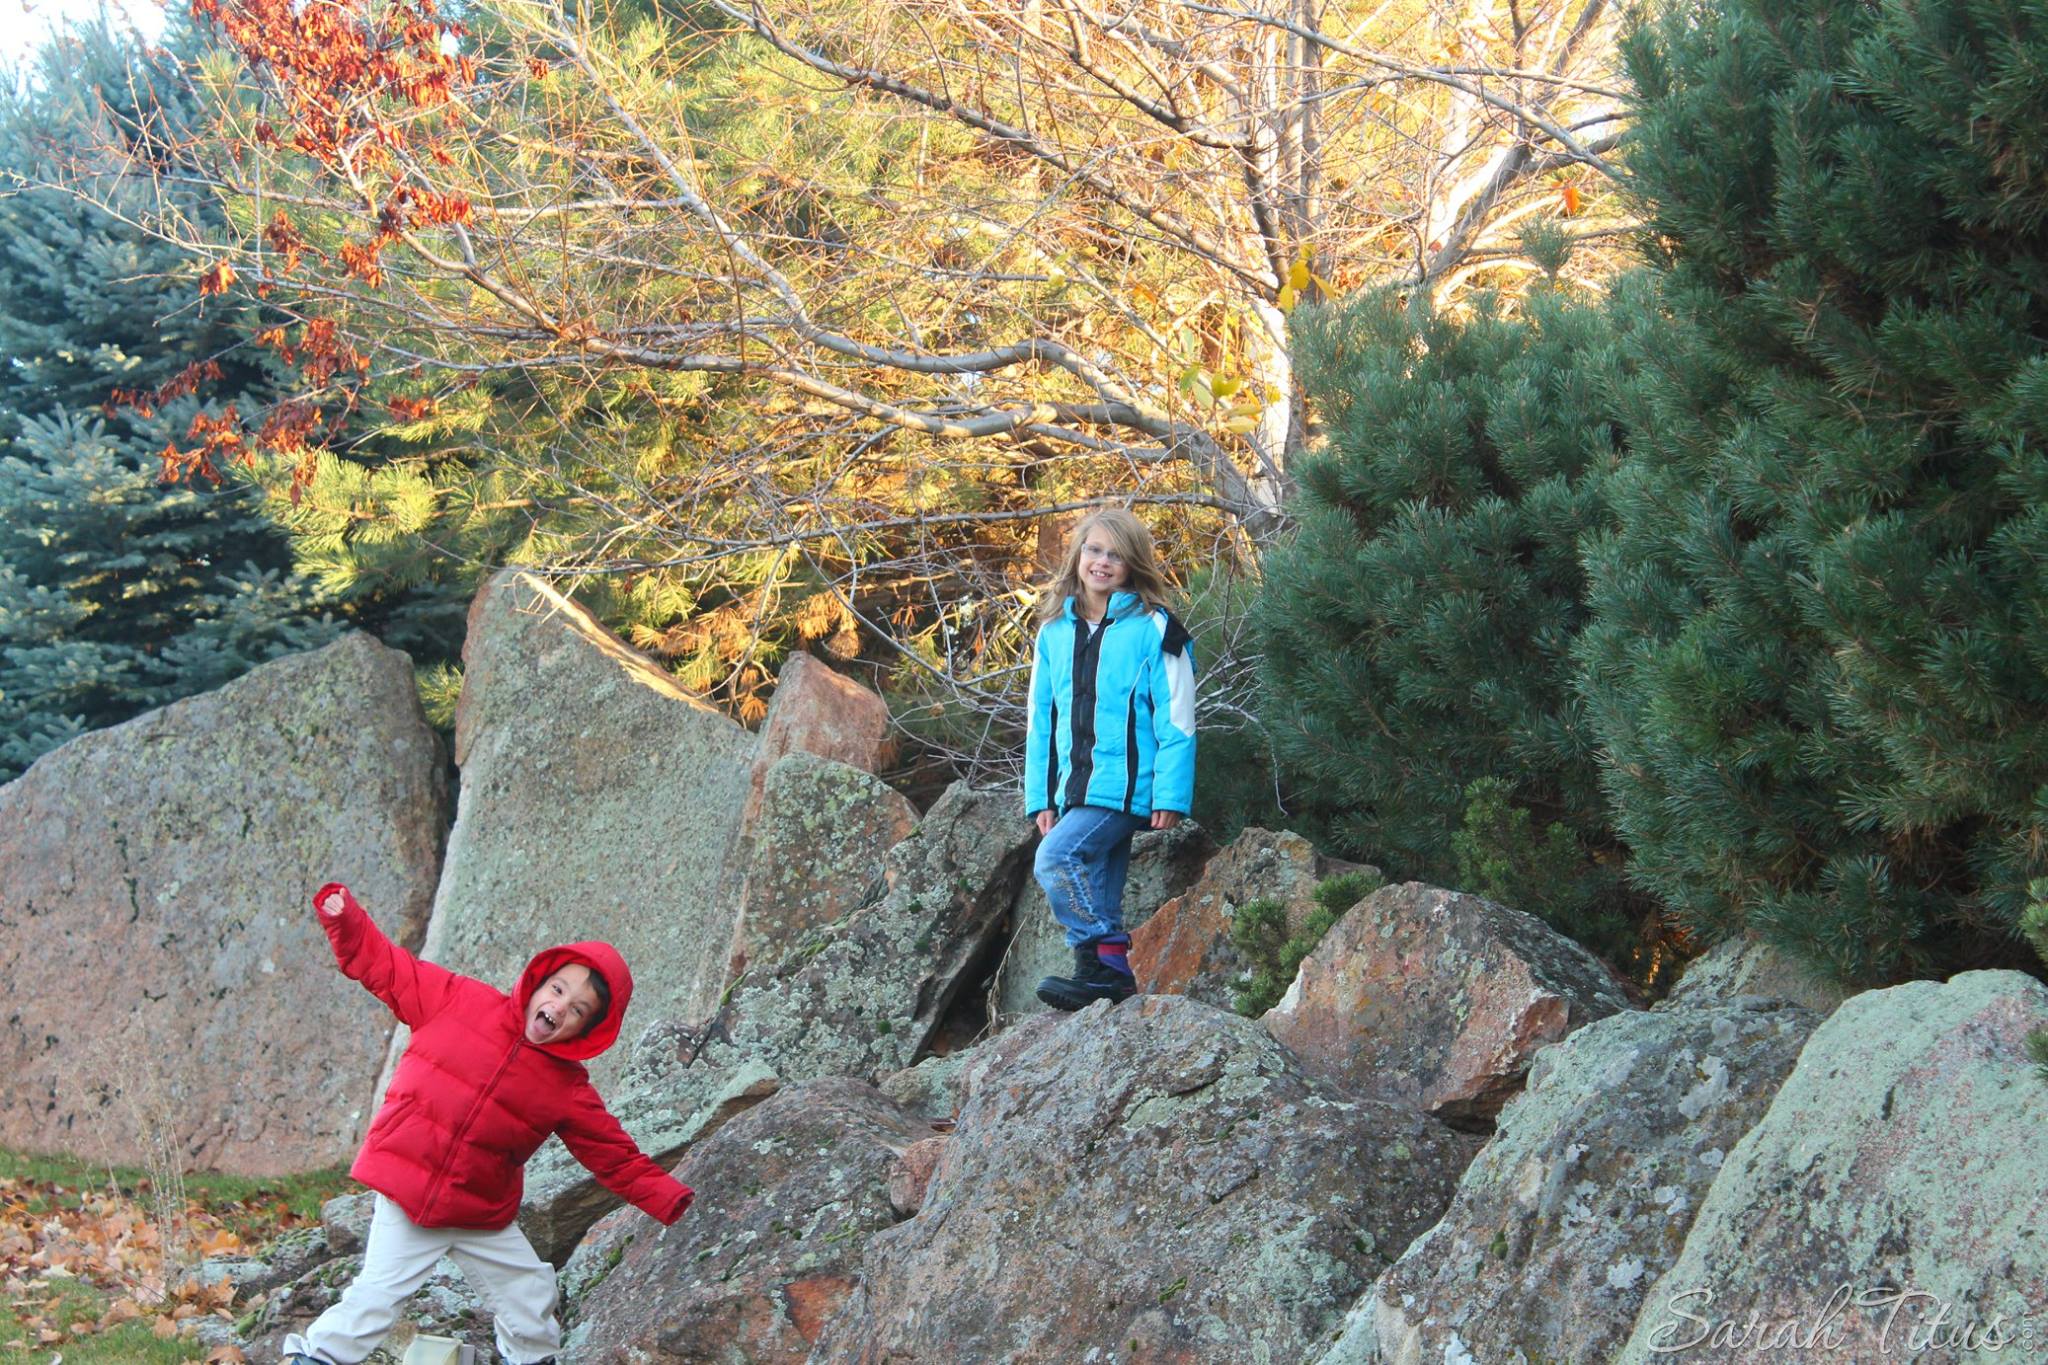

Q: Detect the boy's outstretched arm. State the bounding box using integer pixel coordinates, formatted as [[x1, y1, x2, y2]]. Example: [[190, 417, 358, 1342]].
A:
[[314, 882, 462, 1029], [557, 1089, 695, 1224]]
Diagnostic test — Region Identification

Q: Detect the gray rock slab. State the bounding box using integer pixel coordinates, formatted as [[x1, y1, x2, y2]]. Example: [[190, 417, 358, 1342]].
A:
[[520, 781, 1031, 1262], [562, 1078, 929, 1363], [1617, 970, 2048, 1363], [732, 750, 915, 978], [1329, 998, 1818, 1365], [426, 570, 757, 1092], [1662, 933, 1856, 1017]]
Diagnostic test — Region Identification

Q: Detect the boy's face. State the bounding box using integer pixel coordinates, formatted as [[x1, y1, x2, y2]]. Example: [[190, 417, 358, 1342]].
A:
[[525, 964, 601, 1045]]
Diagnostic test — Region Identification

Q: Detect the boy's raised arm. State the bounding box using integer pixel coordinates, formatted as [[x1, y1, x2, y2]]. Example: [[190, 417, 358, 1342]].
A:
[[315, 882, 461, 1028], [556, 1090, 695, 1224]]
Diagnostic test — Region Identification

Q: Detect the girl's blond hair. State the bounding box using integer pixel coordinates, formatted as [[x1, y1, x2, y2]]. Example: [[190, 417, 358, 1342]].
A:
[[1036, 508, 1175, 622]]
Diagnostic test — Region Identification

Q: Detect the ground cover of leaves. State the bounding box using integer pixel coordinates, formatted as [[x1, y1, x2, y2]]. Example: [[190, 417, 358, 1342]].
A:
[[0, 1150, 351, 1365]]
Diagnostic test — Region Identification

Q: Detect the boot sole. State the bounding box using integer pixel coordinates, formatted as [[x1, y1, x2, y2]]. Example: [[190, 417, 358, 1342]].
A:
[[1035, 978, 1135, 1012]]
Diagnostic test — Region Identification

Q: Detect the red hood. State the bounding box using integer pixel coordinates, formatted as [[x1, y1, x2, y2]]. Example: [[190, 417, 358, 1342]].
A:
[[513, 940, 633, 1061]]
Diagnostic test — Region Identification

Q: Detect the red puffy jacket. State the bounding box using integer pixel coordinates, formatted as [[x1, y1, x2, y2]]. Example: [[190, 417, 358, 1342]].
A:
[[317, 883, 693, 1230]]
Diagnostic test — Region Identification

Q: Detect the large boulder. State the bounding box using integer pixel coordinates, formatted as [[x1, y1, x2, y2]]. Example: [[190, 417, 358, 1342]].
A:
[[1616, 971, 2048, 1362], [812, 995, 1480, 1364], [1265, 883, 1632, 1128], [1131, 827, 1374, 1011], [0, 633, 446, 1173], [563, 1079, 931, 1362], [426, 571, 757, 1083], [992, 819, 1214, 1019], [729, 751, 916, 979], [520, 782, 1033, 1261], [1327, 998, 1818, 1364]]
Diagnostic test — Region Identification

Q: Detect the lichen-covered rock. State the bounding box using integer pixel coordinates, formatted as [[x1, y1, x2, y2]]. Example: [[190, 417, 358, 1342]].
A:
[[427, 570, 757, 1087], [877, 1013, 1063, 1122], [1616, 971, 2048, 1363], [1327, 999, 1818, 1365], [522, 782, 1030, 1261], [812, 995, 1480, 1364], [1265, 883, 1631, 1128], [0, 633, 446, 1173], [732, 751, 915, 977], [1131, 827, 1375, 1012], [1661, 933, 1856, 1017], [993, 820, 1214, 1018], [563, 1079, 931, 1363]]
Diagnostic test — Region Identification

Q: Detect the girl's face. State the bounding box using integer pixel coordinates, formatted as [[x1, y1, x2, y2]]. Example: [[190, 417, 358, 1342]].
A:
[[1076, 531, 1131, 596]]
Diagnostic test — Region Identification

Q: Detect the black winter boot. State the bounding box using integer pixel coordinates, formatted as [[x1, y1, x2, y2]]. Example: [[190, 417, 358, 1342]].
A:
[[1035, 940, 1137, 1012]]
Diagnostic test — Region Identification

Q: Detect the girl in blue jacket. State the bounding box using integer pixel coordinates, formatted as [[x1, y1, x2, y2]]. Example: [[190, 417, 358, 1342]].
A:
[[1025, 508, 1197, 1010]]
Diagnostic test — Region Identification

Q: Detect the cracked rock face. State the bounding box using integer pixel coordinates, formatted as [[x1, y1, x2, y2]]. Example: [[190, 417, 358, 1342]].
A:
[[1615, 971, 2048, 1364], [0, 632, 446, 1173], [812, 995, 1480, 1364], [1326, 998, 1817, 1365], [1264, 882, 1632, 1129], [563, 1078, 932, 1363]]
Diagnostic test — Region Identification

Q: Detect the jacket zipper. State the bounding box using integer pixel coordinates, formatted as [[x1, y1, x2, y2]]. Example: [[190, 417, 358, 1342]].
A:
[[421, 1032, 522, 1221], [1064, 614, 1113, 810]]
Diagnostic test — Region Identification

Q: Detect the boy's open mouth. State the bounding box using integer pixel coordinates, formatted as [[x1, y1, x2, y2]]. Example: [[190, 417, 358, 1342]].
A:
[[531, 1005, 560, 1038]]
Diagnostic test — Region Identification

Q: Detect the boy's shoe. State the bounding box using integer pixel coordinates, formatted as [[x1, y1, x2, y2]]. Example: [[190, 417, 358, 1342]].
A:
[[1035, 942, 1137, 1012]]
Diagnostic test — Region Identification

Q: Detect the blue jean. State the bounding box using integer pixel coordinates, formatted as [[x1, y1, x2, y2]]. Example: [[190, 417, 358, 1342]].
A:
[[1034, 806, 1151, 947]]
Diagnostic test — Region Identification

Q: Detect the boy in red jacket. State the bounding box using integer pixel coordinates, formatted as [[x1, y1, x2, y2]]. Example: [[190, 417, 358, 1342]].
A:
[[284, 883, 693, 1365]]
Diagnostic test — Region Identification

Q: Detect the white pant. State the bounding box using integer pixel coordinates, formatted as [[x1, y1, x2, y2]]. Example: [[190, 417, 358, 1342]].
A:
[[283, 1194, 561, 1364]]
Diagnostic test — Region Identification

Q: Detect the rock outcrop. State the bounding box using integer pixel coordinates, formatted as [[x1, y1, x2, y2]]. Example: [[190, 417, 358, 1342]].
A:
[[1616, 971, 2048, 1363], [520, 782, 1032, 1260], [426, 570, 757, 1085], [1265, 882, 1632, 1128], [1329, 998, 1818, 1364], [1131, 827, 1374, 1011], [565, 1079, 932, 1363], [0, 633, 446, 1173], [813, 995, 1481, 1363]]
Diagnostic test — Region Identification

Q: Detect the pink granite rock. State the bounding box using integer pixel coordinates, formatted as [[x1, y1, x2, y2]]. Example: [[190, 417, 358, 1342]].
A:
[[886, 1135, 949, 1217], [1131, 827, 1376, 1010], [0, 633, 446, 1174], [1264, 882, 1630, 1127]]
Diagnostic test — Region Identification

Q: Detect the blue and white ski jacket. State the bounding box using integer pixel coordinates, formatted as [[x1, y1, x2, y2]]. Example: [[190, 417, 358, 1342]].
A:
[[1025, 590, 1197, 818]]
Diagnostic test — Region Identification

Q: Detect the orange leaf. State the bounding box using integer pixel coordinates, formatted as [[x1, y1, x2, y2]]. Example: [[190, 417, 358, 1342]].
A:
[[198, 260, 238, 296], [1560, 183, 1582, 217]]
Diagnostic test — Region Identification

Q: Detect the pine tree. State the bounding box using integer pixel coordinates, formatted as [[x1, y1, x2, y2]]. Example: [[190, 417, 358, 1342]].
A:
[[0, 20, 341, 780], [1577, 0, 2048, 983], [1254, 278, 1650, 962]]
